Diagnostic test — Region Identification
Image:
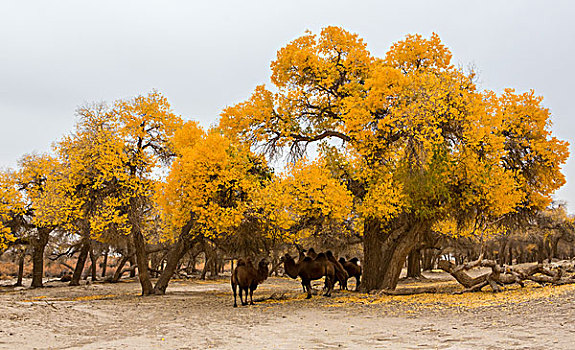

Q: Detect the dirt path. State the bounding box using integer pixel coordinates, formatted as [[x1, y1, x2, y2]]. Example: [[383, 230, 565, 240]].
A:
[[1, 276, 574, 349]]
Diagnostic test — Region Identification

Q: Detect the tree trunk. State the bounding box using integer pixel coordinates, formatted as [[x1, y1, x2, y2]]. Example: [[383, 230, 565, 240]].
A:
[[31, 228, 51, 288], [200, 253, 209, 280], [128, 257, 137, 278], [438, 260, 489, 289], [185, 253, 196, 274], [15, 252, 25, 287], [89, 248, 98, 281], [550, 237, 559, 263], [70, 240, 90, 286], [132, 226, 154, 295], [498, 238, 507, 266], [154, 239, 190, 294], [406, 249, 422, 278], [421, 248, 434, 271], [112, 255, 130, 282], [507, 241, 514, 265], [101, 250, 108, 277], [361, 217, 422, 292]]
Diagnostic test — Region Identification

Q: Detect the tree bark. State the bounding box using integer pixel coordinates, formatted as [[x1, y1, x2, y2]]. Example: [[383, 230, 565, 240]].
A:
[[70, 240, 90, 286], [132, 226, 154, 295], [438, 259, 488, 289], [15, 252, 25, 287], [421, 248, 434, 271], [31, 228, 51, 288], [361, 217, 423, 292], [406, 249, 422, 278], [111, 255, 130, 282], [101, 249, 108, 277], [153, 239, 190, 294], [89, 247, 98, 281], [498, 237, 507, 266]]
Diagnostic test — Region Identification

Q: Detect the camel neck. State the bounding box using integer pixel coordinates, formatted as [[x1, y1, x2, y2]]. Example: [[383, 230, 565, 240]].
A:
[[284, 257, 299, 278]]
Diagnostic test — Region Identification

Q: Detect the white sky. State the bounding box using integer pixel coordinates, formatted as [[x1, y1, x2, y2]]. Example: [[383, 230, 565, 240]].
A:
[[1, 0, 574, 210]]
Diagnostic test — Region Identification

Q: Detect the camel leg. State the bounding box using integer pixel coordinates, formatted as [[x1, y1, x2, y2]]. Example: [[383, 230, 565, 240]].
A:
[[305, 280, 312, 299], [232, 282, 238, 307], [238, 287, 244, 306], [301, 281, 306, 294], [355, 276, 361, 292], [242, 287, 249, 305], [324, 276, 334, 297], [249, 287, 255, 305]]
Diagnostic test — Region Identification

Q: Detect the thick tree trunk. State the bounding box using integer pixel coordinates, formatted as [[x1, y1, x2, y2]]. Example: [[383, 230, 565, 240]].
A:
[[407, 249, 422, 278], [132, 226, 154, 295], [31, 245, 45, 287], [361, 217, 422, 292], [70, 240, 90, 286], [31, 228, 51, 288]]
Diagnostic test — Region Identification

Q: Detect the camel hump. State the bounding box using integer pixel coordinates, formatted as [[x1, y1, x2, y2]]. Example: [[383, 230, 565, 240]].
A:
[[326, 251, 334, 258], [339, 257, 346, 264], [237, 258, 247, 266], [303, 256, 313, 262], [350, 257, 360, 264], [315, 253, 327, 261]]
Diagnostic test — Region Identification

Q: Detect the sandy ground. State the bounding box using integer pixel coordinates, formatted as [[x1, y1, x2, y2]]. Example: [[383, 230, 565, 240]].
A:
[[1, 272, 575, 349]]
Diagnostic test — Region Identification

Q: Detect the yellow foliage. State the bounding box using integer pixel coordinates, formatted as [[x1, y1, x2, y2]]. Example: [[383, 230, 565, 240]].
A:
[[255, 158, 354, 241], [157, 127, 262, 242], [0, 171, 24, 250], [220, 26, 568, 234]]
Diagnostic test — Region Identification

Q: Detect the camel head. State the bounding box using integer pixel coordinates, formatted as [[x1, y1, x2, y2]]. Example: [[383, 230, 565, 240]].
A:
[[281, 253, 295, 263], [258, 258, 269, 268]]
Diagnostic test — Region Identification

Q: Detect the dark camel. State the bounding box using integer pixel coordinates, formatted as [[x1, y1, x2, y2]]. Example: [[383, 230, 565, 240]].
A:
[[339, 257, 362, 291], [281, 252, 336, 299], [231, 258, 269, 307], [326, 251, 348, 290]]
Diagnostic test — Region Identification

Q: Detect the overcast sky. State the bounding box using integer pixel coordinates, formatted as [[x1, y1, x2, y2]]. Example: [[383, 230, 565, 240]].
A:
[[1, 0, 574, 210]]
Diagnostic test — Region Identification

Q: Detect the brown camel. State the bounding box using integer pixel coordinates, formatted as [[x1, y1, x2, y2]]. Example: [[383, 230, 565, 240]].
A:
[[326, 251, 348, 290], [281, 252, 336, 299], [339, 257, 362, 291], [231, 258, 269, 307]]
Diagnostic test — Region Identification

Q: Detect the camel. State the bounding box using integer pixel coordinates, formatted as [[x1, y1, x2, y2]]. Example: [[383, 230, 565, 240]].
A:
[[231, 258, 269, 307], [281, 252, 336, 299], [282, 248, 308, 292], [339, 257, 362, 291], [326, 251, 348, 290]]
